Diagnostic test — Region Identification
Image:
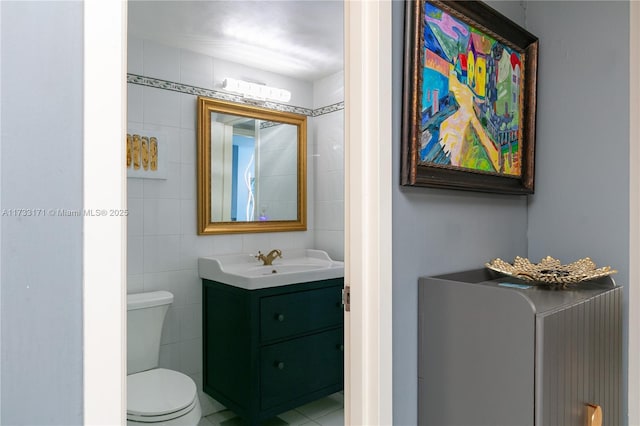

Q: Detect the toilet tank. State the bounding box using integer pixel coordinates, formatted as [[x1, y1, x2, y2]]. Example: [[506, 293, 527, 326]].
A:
[[127, 291, 173, 375]]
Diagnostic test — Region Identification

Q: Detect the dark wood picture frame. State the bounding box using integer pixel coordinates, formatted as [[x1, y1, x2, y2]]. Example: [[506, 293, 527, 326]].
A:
[[401, 0, 539, 194]]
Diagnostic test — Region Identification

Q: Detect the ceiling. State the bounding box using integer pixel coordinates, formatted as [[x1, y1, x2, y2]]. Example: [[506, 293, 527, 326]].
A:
[[128, 1, 344, 82]]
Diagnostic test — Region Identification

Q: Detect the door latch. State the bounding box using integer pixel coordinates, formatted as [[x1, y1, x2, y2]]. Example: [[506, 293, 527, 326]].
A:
[[342, 286, 350, 312]]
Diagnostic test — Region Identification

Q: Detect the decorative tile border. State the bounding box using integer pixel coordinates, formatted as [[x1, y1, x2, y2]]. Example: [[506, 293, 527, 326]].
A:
[[260, 121, 281, 130], [127, 74, 343, 117], [312, 102, 345, 117]]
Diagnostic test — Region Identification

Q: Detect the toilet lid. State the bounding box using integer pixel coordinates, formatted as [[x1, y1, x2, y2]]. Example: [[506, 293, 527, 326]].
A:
[[127, 368, 197, 420]]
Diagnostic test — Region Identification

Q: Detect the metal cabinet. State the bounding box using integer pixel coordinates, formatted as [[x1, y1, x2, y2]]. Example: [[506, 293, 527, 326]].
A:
[[418, 269, 621, 426], [203, 278, 344, 425]]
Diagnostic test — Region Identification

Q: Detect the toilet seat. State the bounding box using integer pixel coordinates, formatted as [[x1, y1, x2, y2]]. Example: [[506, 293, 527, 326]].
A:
[[127, 368, 198, 422]]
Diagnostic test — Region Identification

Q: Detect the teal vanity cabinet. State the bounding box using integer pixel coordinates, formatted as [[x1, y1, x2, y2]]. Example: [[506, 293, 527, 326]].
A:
[[202, 277, 344, 425]]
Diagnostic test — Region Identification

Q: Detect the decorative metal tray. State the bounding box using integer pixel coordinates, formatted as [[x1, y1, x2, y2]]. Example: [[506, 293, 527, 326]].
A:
[[485, 256, 617, 288]]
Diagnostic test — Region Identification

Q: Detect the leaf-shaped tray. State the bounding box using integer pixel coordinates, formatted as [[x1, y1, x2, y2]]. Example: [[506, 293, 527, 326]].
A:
[[485, 256, 617, 287]]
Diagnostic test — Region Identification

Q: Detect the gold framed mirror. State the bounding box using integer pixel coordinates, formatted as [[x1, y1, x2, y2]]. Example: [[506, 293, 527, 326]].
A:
[[197, 96, 307, 234]]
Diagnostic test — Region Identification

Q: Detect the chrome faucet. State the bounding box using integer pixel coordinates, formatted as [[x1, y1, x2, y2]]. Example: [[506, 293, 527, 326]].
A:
[[256, 249, 283, 266]]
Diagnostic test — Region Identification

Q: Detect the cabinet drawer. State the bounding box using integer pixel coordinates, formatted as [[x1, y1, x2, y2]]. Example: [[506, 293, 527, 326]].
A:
[[260, 285, 343, 341], [260, 328, 343, 410]]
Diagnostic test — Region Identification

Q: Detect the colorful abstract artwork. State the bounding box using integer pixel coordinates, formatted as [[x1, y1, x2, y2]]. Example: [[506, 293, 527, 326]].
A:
[[402, 0, 538, 194], [421, 2, 522, 175]]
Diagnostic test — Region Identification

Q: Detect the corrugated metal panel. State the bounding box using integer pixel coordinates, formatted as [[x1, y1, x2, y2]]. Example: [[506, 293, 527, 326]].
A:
[[536, 287, 621, 426]]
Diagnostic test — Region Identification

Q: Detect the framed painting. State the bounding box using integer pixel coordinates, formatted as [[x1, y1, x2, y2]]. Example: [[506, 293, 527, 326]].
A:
[[401, 0, 539, 194]]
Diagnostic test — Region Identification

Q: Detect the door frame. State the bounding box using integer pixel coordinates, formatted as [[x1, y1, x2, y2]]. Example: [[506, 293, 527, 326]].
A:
[[343, 1, 393, 425], [82, 0, 394, 424], [83, 1, 127, 424]]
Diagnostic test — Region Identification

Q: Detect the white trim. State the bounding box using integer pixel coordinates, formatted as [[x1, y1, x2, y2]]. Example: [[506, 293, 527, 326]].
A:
[[344, 1, 393, 424], [83, 1, 127, 424], [629, 3, 640, 425]]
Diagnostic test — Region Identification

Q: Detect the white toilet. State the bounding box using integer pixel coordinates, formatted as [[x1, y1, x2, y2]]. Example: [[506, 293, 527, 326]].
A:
[[127, 291, 202, 425]]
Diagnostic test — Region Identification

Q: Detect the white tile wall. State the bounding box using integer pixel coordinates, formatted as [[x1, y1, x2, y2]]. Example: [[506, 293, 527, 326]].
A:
[[127, 198, 143, 237], [313, 71, 344, 108], [127, 236, 144, 275], [143, 235, 181, 273], [180, 49, 214, 89], [127, 37, 143, 75], [127, 84, 144, 123], [143, 198, 181, 235], [143, 87, 182, 128], [312, 72, 345, 261], [313, 115, 344, 174], [128, 273, 144, 294], [315, 170, 344, 204], [181, 93, 198, 130], [128, 177, 144, 199], [315, 201, 344, 232], [143, 40, 180, 81], [180, 128, 197, 165], [315, 231, 344, 263], [126, 37, 342, 416]]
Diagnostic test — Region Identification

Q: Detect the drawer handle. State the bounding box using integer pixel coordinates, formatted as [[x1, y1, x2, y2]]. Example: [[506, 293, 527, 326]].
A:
[[275, 313, 285, 322], [274, 361, 285, 370], [337, 344, 344, 351]]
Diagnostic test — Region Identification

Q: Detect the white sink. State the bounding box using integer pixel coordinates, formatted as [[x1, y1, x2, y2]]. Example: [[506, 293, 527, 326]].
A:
[[198, 249, 344, 289]]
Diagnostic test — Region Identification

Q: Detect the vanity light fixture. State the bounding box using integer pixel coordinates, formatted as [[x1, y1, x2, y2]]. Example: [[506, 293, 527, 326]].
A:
[[222, 77, 292, 103]]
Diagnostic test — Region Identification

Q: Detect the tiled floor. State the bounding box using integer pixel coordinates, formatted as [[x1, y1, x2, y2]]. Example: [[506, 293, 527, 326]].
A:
[[198, 393, 344, 426]]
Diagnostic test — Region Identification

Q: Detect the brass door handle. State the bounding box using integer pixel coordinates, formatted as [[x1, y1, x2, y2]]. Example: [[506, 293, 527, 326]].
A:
[[586, 404, 602, 426]]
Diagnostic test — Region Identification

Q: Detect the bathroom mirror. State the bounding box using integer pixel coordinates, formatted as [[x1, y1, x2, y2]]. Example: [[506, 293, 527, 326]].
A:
[[197, 96, 307, 234]]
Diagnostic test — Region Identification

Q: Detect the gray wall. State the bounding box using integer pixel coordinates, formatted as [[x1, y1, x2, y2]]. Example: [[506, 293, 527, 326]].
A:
[[525, 1, 630, 422], [395, 1, 633, 424], [0, 2, 84, 424], [392, 2, 529, 424]]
